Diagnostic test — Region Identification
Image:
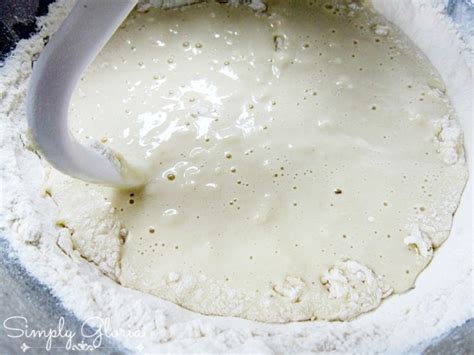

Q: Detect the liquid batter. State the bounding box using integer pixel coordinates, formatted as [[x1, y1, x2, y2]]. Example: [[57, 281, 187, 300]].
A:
[[44, 0, 467, 322]]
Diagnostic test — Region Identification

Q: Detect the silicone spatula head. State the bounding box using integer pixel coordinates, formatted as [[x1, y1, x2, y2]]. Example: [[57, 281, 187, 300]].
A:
[[26, 0, 148, 188]]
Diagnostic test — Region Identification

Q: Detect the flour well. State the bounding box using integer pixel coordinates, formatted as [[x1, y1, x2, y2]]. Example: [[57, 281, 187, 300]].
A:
[[40, 0, 468, 323], [0, 0, 472, 353]]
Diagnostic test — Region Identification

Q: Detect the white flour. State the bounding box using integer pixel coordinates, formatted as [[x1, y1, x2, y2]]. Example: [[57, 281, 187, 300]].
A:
[[0, 0, 472, 353]]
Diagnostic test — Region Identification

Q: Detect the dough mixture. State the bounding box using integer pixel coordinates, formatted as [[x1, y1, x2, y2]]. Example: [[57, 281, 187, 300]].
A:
[[43, 0, 467, 322]]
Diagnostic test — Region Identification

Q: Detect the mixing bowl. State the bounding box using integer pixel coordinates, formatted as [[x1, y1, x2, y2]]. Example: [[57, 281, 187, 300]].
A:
[[0, 0, 472, 353]]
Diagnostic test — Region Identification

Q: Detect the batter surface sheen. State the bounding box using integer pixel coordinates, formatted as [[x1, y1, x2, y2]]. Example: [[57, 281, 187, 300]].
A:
[[45, 0, 468, 322]]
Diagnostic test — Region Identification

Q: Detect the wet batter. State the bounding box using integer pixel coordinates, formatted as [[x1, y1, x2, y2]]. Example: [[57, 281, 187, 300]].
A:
[[45, 0, 468, 322]]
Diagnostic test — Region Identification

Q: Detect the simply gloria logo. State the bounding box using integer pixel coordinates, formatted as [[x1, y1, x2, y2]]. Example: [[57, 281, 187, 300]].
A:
[[2, 315, 145, 352]]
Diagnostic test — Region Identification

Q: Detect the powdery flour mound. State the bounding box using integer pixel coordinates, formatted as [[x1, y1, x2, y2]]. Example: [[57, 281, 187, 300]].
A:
[[0, 0, 471, 353]]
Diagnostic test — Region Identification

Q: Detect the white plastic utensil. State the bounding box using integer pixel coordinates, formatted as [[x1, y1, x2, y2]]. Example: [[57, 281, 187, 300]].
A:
[[27, 0, 145, 188]]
